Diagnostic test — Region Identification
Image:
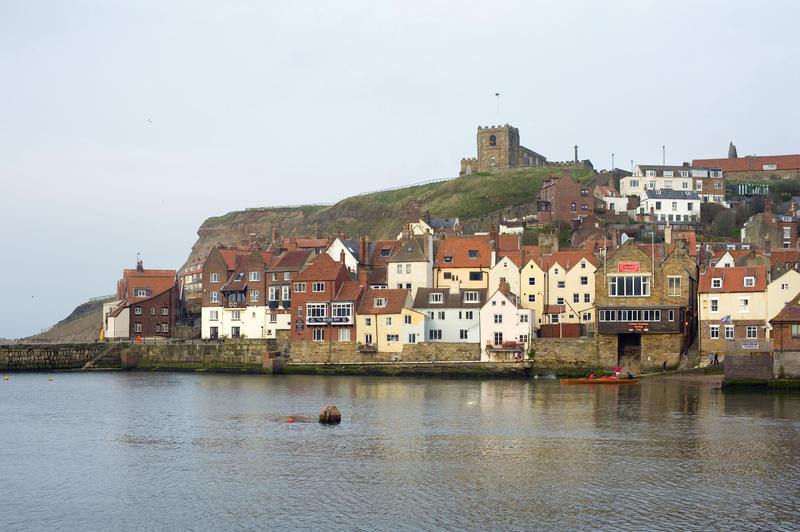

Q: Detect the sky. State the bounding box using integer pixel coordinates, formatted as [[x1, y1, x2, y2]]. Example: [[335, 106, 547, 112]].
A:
[[1, 0, 798, 339]]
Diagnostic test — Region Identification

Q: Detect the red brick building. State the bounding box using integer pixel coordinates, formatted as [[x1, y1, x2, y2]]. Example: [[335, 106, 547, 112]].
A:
[[770, 292, 800, 351], [106, 260, 178, 339], [536, 170, 592, 224], [290, 253, 362, 343]]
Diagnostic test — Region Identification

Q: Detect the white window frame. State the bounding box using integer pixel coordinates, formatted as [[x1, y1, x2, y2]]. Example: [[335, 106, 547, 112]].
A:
[[312, 282, 325, 292], [710, 325, 719, 339]]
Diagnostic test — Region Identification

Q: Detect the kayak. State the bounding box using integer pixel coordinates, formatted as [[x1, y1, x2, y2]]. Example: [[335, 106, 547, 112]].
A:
[[560, 378, 639, 384]]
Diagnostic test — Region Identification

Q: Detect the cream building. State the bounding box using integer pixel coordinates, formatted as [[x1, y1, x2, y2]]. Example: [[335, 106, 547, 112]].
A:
[[488, 256, 521, 298], [356, 289, 412, 354], [767, 270, 800, 323]]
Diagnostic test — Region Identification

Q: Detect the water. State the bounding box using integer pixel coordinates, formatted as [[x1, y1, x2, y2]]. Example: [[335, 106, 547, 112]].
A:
[[1, 373, 799, 531]]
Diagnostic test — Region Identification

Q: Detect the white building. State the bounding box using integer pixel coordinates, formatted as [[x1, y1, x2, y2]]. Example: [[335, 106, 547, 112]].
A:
[[387, 233, 434, 299], [412, 283, 485, 343], [488, 255, 521, 299], [479, 286, 534, 361], [638, 189, 701, 223]]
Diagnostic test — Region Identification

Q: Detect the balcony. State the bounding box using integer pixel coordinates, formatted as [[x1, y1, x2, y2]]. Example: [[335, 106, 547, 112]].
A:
[[226, 301, 246, 308], [485, 341, 525, 352], [282, 300, 292, 309], [356, 343, 377, 352], [268, 300, 279, 309]]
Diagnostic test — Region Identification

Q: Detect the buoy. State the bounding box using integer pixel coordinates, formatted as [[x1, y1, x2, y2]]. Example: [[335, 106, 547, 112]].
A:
[[49, 377, 53, 381], [288, 417, 294, 423], [3, 376, 7, 380]]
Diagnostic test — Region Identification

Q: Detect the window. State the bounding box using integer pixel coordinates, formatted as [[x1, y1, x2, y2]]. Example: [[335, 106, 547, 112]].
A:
[[739, 298, 749, 313], [312, 329, 325, 341], [232, 310, 240, 321], [364, 333, 373, 344], [664, 181, 672, 188], [135, 288, 150, 298], [150, 307, 156, 315], [339, 329, 351, 342], [363, 317, 373, 327], [493, 332, 503, 345], [465, 311, 474, 320], [374, 298, 387, 308], [161, 323, 168, 333], [696, 182, 703, 191], [403, 314, 412, 325], [571, 202, 576, 212], [781, 283, 789, 290], [630, 179, 639, 187], [464, 291, 479, 302], [711, 278, 722, 289], [581, 204, 588, 211], [669, 309, 675, 321], [269, 286, 280, 301], [682, 182, 688, 189], [792, 324, 800, 338], [609, 275, 650, 297], [438, 311, 445, 320], [584, 293, 590, 303], [583, 312, 592, 322], [270, 313, 277, 323], [646, 169, 656, 177], [443, 272, 452, 279], [134, 306, 142, 315], [381, 248, 392, 257], [386, 334, 399, 342], [332, 303, 352, 320], [746, 326, 757, 339], [668, 276, 681, 296], [687, 202, 693, 211], [489, 134, 496, 146], [209, 310, 218, 321], [312, 282, 325, 292], [284, 272, 291, 281], [249, 271, 260, 281], [469, 272, 483, 281], [744, 277, 755, 288], [763, 163, 777, 171], [580, 276, 588, 285], [468, 250, 479, 259], [714, 182, 723, 189], [554, 268, 559, 275], [297, 306, 303, 317], [443, 256, 453, 263], [429, 293, 443, 304], [460, 329, 468, 340], [159, 307, 167, 316], [282, 285, 290, 302], [272, 273, 277, 281], [494, 314, 502, 324], [710, 325, 719, 339], [557, 281, 565, 288], [528, 294, 536, 302], [573, 293, 580, 303], [210, 273, 220, 283], [429, 329, 442, 340], [385, 316, 392, 326], [294, 283, 306, 292], [407, 333, 416, 344], [396, 264, 403, 274], [710, 298, 719, 313], [551, 314, 559, 324], [557, 297, 564, 305], [528, 277, 536, 286], [307, 303, 327, 318], [250, 289, 259, 302], [655, 201, 662, 210], [725, 325, 734, 339], [672, 202, 677, 211], [406, 264, 412, 274], [134, 323, 142, 333], [520, 314, 529, 323]]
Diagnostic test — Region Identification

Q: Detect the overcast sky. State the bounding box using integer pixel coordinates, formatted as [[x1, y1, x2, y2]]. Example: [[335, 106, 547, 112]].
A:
[[1, 0, 798, 339]]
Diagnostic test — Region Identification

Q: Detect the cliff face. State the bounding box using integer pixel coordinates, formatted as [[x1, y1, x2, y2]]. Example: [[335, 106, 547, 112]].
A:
[[182, 167, 595, 268]]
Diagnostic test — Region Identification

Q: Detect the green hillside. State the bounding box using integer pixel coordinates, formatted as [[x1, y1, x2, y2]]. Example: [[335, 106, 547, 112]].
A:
[[185, 167, 595, 265]]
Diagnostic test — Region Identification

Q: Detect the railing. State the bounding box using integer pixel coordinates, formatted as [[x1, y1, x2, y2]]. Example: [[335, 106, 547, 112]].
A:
[[356, 343, 377, 352], [226, 301, 246, 308]]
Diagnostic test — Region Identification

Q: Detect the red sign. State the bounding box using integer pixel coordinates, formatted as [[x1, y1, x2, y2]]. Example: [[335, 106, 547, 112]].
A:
[[618, 262, 640, 273]]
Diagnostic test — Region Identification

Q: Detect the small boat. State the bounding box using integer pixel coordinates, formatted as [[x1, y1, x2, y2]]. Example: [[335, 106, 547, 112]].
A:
[[560, 377, 638, 384]]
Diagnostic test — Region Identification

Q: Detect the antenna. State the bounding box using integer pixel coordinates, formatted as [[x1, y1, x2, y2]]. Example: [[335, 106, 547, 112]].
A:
[[495, 92, 500, 122]]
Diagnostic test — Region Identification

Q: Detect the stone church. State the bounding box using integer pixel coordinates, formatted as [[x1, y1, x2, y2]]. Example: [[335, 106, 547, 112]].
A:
[[460, 124, 547, 176]]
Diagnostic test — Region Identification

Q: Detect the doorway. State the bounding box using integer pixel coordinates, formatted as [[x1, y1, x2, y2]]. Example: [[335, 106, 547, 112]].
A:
[[618, 333, 641, 373]]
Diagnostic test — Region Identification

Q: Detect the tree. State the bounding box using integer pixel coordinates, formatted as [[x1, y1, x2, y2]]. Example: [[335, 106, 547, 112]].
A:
[[711, 209, 737, 238]]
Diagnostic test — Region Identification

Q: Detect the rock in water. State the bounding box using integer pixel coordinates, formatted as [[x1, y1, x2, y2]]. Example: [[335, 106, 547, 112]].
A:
[[319, 405, 341, 424]]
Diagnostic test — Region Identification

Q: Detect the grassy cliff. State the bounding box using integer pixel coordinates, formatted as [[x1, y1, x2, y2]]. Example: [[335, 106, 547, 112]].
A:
[[185, 167, 595, 265]]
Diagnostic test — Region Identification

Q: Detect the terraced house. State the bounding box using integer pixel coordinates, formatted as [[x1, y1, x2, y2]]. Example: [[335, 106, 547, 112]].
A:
[[434, 237, 491, 290], [355, 289, 412, 354], [596, 238, 697, 373], [413, 283, 485, 344]]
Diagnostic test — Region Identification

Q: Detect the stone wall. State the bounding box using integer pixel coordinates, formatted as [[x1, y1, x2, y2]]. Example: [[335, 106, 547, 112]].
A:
[[287, 341, 480, 364], [531, 336, 617, 371], [0, 344, 105, 370], [774, 351, 800, 378], [641, 333, 682, 370], [725, 352, 774, 381]]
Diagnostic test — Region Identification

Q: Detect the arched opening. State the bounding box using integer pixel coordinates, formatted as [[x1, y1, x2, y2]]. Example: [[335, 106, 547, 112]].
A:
[[489, 135, 496, 146]]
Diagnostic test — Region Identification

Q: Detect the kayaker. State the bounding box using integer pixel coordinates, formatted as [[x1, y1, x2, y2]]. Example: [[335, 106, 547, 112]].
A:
[[627, 372, 634, 380], [614, 366, 621, 377], [588, 374, 595, 380]]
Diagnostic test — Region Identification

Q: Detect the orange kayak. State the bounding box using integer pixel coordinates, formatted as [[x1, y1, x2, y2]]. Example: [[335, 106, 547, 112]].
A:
[[560, 378, 638, 384]]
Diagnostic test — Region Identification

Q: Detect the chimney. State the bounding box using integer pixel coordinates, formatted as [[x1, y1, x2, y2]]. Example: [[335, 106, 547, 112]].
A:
[[490, 224, 498, 249], [314, 223, 322, 239], [359, 268, 369, 285], [136, 259, 144, 273], [288, 237, 298, 251], [765, 200, 772, 214], [271, 228, 280, 243], [490, 250, 497, 268], [499, 278, 511, 295], [449, 279, 461, 295], [340, 249, 346, 264], [359, 236, 368, 266], [665, 224, 673, 245], [574, 145, 579, 163]]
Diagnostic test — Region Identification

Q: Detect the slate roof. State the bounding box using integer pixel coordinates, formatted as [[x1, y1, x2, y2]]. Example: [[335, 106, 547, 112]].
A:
[[413, 287, 487, 309], [388, 236, 429, 263], [429, 218, 459, 230], [643, 189, 701, 200], [698, 266, 767, 293]]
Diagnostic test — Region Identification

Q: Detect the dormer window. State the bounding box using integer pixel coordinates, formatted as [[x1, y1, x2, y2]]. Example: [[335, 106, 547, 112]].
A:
[[374, 298, 387, 308], [464, 291, 478, 302], [443, 256, 453, 263], [235, 272, 245, 281], [711, 278, 722, 289], [429, 293, 443, 304], [381, 248, 391, 257], [468, 250, 478, 259], [744, 276, 755, 287]]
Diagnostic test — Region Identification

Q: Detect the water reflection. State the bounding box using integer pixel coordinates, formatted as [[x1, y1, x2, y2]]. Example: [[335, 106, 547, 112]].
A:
[[1, 373, 799, 531]]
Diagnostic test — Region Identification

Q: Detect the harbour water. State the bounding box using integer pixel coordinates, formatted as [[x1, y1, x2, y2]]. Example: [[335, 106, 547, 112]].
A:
[[2, 372, 799, 531]]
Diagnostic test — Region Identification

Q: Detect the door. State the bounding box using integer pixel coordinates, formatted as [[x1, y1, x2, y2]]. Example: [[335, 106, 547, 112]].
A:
[[618, 333, 641, 373]]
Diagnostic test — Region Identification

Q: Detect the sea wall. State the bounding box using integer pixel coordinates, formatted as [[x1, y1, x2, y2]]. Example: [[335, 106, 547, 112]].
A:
[[531, 336, 617, 371], [0, 344, 103, 370]]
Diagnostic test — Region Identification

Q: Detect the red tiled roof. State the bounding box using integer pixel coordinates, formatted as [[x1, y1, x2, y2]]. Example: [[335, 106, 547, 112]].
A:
[[335, 280, 366, 302], [218, 247, 252, 269], [497, 251, 524, 267], [282, 237, 330, 249], [434, 237, 492, 268], [698, 266, 767, 293], [770, 293, 800, 323], [121, 269, 176, 301], [693, 154, 800, 172], [538, 250, 597, 271], [544, 305, 565, 314], [497, 234, 520, 252], [769, 248, 800, 267], [357, 288, 408, 314], [293, 253, 349, 282], [271, 249, 313, 270], [599, 185, 618, 197]]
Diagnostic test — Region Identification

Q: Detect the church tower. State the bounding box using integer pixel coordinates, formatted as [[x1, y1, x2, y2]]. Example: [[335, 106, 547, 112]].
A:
[[476, 125, 520, 172]]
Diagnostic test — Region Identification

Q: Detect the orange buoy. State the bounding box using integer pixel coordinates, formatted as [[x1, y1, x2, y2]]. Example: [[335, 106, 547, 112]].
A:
[[288, 417, 294, 423]]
